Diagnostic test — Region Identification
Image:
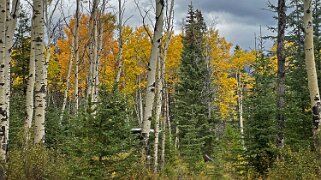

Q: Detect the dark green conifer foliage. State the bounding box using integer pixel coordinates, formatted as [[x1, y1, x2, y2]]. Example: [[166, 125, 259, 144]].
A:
[[244, 51, 276, 175], [285, 0, 311, 148], [173, 5, 212, 171], [61, 90, 140, 178]]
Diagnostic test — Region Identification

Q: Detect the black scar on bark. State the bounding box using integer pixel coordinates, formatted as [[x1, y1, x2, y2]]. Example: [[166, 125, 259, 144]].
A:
[[39, 85, 46, 93], [312, 102, 321, 127], [0, 108, 6, 119]]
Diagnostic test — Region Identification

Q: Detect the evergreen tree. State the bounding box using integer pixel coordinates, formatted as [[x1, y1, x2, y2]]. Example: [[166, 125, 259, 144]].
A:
[[285, 0, 311, 148], [244, 47, 276, 175], [173, 5, 212, 171]]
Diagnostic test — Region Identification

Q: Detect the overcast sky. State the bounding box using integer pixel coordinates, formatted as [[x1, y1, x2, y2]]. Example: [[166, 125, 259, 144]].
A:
[[53, 0, 277, 50], [107, 0, 277, 50]]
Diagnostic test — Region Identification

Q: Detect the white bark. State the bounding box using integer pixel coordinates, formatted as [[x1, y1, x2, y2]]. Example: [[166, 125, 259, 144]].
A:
[[304, 0, 321, 153], [114, 0, 123, 91], [0, 0, 7, 161], [141, 0, 164, 156], [90, 18, 98, 115], [236, 73, 244, 148], [74, 0, 80, 113], [60, 46, 74, 122], [24, 17, 35, 142], [5, 0, 19, 131], [154, 56, 162, 172], [33, 0, 46, 144], [160, 116, 166, 170]]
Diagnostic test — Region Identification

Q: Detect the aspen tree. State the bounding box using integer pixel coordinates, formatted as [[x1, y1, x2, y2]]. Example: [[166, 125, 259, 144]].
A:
[[154, 0, 174, 172], [304, 0, 321, 153], [74, 0, 80, 113], [24, 15, 35, 141], [60, 46, 74, 122], [5, 0, 19, 127], [87, 0, 99, 100], [141, 0, 164, 158], [114, 0, 124, 91], [153, 56, 162, 172], [0, 0, 7, 160], [33, 0, 46, 144]]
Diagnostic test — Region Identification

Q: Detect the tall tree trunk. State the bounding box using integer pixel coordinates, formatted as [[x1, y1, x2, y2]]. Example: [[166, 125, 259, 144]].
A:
[[141, 0, 164, 158], [160, 115, 166, 170], [60, 46, 74, 122], [24, 18, 35, 142], [91, 18, 98, 116], [137, 75, 143, 126], [304, 0, 321, 153], [276, 0, 286, 149], [74, 0, 80, 113], [33, 0, 46, 144], [5, 0, 19, 135], [154, 54, 163, 173], [86, 0, 98, 101], [0, 0, 7, 161], [114, 0, 123, 92], [236, 72, 244, 148]]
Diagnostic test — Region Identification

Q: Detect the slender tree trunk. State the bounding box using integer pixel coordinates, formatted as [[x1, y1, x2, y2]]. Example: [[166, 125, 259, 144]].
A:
[[141, 0, 164, 158], [74, 0, 80, 113], [114, 0, 123, 92], [304, 0, 321, 153], [60, 46, 74, 122], [33, 0, 46, 144], [236, 72, 244, 148], [0, 0, 7, 161], [5, 0, 19, 137], [175, 124, 179, 149], [165, 88, 172, 140], [91, 18, 98, 116], [154, 54, 163, 173], [86, 0, 98, 101], [160, 115, 166, 170], [136, 75, 143, 126], [93, 23, 103, 107], [276, 0, 286, 149], [24, 19, 35, 142]]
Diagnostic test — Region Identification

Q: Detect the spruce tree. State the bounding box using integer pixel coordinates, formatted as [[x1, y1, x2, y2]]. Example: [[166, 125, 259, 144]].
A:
[[173, 5, 212, 170]]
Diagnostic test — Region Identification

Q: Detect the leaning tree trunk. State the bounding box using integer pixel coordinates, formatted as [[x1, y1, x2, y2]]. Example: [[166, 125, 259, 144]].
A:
[[0, 0, 7, 161], [141, 0, 164, 159], [276, 0, 286, 149], [33, 0, 46, 144], [304, 0, 321, 153]]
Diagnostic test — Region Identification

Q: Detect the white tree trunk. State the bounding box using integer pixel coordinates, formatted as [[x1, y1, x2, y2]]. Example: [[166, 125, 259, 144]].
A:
[[115, 0, 123, 91], [33, 0, 46, 144], [24, 19, 35, 142], [86, 0, 99, 102], [304, 0, 321, 153], [5, 0, 19, 132], [160, 116, 166, 170], [141, 0, 164, 157], [74, 0, 80, 113], [0, 0, 7, 161], [60, 46, 74, 122], [90, 19, 98, 116], [236, 72, 244, 148], [154, 55, 163, 172]]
